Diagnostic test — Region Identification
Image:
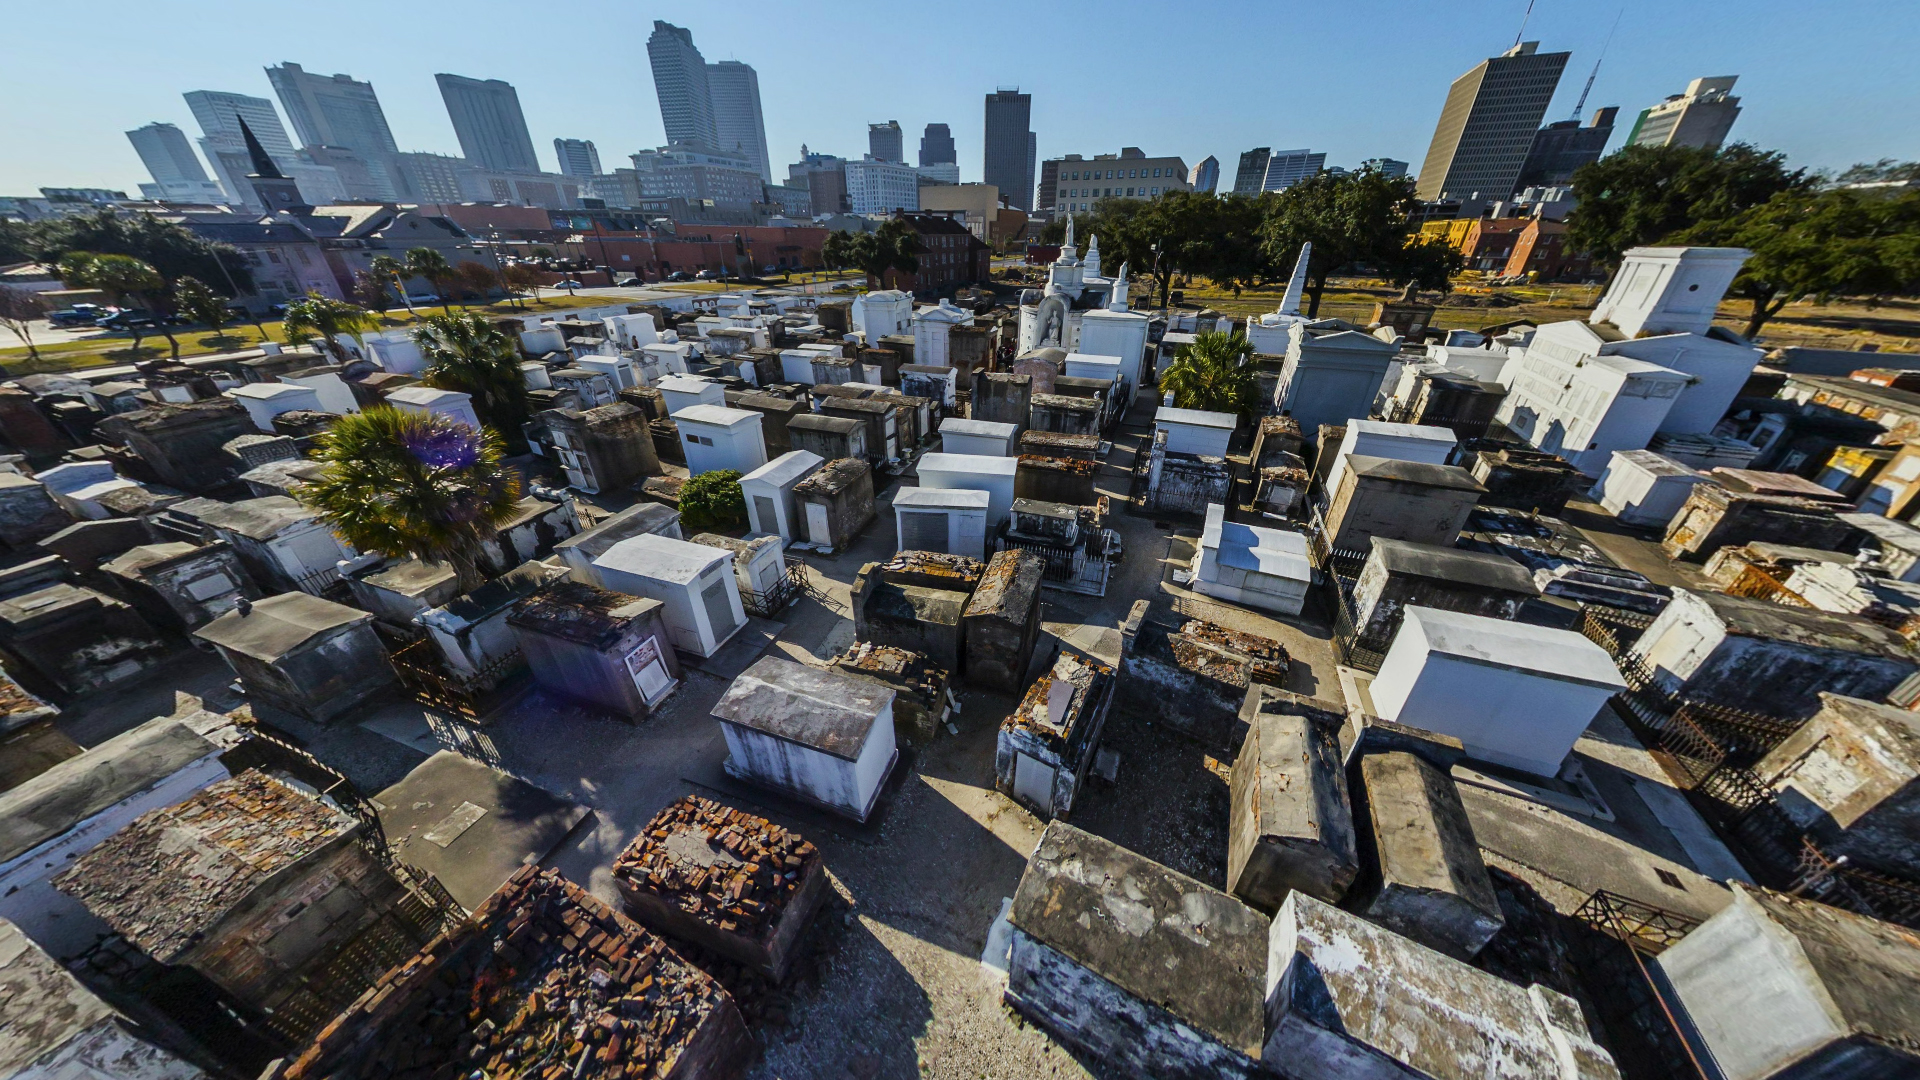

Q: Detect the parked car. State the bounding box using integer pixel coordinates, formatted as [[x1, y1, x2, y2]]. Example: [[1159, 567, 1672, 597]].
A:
[[47, 304, 107, 328], [95, 309, 163, 330], [407, 293, 439, 304], [615, 277, 643, 287], [694, 270, 721, 281], [553, 280, 584, 290], [665, 271, 692, 282]]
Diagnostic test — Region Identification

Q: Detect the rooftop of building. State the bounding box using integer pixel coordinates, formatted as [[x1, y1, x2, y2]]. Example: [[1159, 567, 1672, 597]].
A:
[[593, 532, 729, 584], [195, 592, 371, 661], [276, 867, 736, 1080], [792, 457, 869, 495], [711, 656, 892, 761], [1367, 537, 1538, 594], [1010, 822, 1269, 1058], [506, 579, 664, 648], [611, 795, 819, 942], [1346, 455, 1487, 493], [53, 770, 356, 963]]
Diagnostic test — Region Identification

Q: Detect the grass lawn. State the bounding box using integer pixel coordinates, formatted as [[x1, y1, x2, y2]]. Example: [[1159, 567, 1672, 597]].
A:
[[0, 293, 650, 375], [1168, 276, 1920, 354]]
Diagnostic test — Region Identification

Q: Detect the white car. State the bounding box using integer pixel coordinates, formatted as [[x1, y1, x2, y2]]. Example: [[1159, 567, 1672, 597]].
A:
[[554, 279, 584, 289]]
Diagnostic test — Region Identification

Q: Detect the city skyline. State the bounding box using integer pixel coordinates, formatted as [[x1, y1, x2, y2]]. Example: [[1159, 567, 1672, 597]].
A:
[[4, 0, 1915, 196]]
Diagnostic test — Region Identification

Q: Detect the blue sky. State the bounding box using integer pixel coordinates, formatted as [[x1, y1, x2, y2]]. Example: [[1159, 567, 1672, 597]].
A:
[[5, 0, 1917, 194]]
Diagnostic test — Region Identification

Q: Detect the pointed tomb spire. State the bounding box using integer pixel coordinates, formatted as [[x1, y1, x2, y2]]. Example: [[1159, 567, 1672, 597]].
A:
[[1278, 241, 1311, 317]]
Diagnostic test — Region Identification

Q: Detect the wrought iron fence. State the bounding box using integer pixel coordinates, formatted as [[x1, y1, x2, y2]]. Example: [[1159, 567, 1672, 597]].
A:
[[1570, 891, 1715, 1080], [1577, 607, 1920, 930], [741, 558, 810, 618], [389, 636, 523, 721], [1001, 537, 1112, 596]]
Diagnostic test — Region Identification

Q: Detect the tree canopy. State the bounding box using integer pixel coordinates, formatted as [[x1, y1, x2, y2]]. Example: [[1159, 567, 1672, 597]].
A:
[[823, 219, 923, 289], [26, 209, 251, 295], [1566, 143, 1808, 273], [302, 407, 523, 591], [1672, 186, 1920, 336], [415, 311, 531, 452], [282, 294, 375, 362]]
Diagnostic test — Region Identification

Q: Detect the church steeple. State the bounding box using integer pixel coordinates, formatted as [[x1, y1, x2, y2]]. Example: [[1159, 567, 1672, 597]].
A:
[[236, 114, 310, 215], [237, 116, 282, 179]]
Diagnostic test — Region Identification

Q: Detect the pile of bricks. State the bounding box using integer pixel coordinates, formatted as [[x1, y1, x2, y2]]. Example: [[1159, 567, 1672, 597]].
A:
[[1169, 619, 1290, 688], [274, 867, 747, 1080], [612, 797, 817, 937], [834, 642, 951, 744]]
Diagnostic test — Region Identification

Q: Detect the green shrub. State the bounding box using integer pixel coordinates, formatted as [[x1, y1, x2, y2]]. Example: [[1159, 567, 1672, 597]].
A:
[[680, 469, 746, 529]]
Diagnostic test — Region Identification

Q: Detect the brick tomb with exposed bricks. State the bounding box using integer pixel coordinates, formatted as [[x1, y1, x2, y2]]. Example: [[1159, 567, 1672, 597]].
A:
[[612, 796, 827, 982], [274, 866, 750, 1080]]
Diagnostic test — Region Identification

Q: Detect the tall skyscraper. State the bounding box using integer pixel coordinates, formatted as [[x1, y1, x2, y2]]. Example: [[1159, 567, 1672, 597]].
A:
[[127, 123, 208, 185], [920, 123, 955, 167], [435, 74, 540, 172], [554, 139, 602, 178], [1262, 149, 1327, 191], [983, 89, 1032, 210], [1415, 42, 1570, 202], [127, 122, 225, 203], [1359, 157, 1410, 179], [1027, 132, 1037, 209], [1232, 148, 1270, 194], [1627, 77, 1742, 151], [265, 63, 398, 153], [184, 91, 296, 158], [708, 61, 770, 182], [647, 21, 718, 148], [868, 121, 904, 163], [1187, 155, 1219, 194], [1516, 107, 1617, 190], [183, 90, 299, 206]]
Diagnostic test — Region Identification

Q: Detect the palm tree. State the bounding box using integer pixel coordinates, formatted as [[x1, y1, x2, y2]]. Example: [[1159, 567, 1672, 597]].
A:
[[1161, 330, 1259, 416], [370, 255, 415, 316], [415, 311, 531, 452], [282, 293, 375, 363], [405, 248, 455, 314], [302, 407, 523, 591]]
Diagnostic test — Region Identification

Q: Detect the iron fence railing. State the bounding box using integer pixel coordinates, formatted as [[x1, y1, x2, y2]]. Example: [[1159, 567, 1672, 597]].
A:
[[1570, 890, 1715, 1080], [1576, 603, 1920, 930]]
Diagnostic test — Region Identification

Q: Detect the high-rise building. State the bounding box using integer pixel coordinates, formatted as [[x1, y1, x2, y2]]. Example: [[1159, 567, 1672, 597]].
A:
[[1415, 42, 1570, 202], [1627, 76, 1742, 151], [983, 89, 1032, 210], [845, 159, 920, 215], [647, 21, 718, 148], [183, 90, 302, 207], [920, 123, 955, 167], [436, 74, 540, 172], [554, 139, 602, 178], [126, 122, 206, 185], [1262, 149, 1327, 191], [1516, 107, 1617, 190], [1188, 155, 1219, 194], [128, 123, 226, 203], [708, 61, 770, 182], [265, 63, 398, 153], [1040, 149, 1192, 213], [868, 121, 904, 163], [1359, 157, 1410, 179], [628, 143, 763, 208], [789, 149, 850, 216], [1232, 148, 1270, 194], [184, 91, 296, 159]]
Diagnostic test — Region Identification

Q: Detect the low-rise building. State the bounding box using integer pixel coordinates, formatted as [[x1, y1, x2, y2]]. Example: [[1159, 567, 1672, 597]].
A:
[[712, 656, 899, 822], [193, 592, 396, 723], [995, 652, 1117, 819]]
